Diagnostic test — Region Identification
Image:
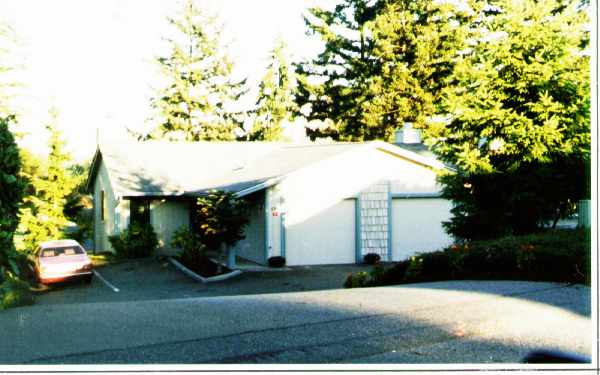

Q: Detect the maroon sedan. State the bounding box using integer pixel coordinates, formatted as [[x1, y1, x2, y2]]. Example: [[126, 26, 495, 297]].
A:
[[36, 240, 93, 284]]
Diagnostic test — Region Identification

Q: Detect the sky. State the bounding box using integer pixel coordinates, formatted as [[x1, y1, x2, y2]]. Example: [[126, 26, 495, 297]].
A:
[[0, 0, 329, 162]]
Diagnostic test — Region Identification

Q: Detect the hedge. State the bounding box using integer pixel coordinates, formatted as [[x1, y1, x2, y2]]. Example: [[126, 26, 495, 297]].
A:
[[344, 228, 590, 288]]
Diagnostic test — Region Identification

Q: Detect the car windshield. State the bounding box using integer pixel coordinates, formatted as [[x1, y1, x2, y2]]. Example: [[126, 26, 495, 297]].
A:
[[40, 246, 85, 257]]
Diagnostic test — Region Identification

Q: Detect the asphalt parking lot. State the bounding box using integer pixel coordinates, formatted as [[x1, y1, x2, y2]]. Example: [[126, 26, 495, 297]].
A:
[[3, 279, 592, 365], [19, 258, 592, 366], [33, 257, 371, 305]]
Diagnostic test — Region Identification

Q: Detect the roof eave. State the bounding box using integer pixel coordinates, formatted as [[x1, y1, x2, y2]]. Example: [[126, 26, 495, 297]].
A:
[[84, 147, 102, 194], [370, 141, 453, 172], [234, 177, 282, 198], [121, 191, 186, 198]]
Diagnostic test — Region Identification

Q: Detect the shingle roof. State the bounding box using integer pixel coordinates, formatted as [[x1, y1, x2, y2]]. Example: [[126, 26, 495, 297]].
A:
[[87, 140, 446, 198]]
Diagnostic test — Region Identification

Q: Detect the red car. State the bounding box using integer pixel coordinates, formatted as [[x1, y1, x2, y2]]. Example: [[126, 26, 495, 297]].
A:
[[36, 240, 93, 284]]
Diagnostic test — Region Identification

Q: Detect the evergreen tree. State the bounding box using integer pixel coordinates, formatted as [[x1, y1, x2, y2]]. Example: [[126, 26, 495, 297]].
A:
[[295, 0, 385, 141], [0, 22, 19, 118], [363, 0, 475, 136], [17, 111, 75, 253], [427, 0, 590, 239], [145, 0, 248, 141], [249, 38, 296, 141], [0, 116, 25, 278], [427, 0, 590, 173], [295, 0, 472, 141]]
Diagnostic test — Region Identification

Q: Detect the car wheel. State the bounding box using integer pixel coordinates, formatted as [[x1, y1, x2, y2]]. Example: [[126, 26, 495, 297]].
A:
[[85, 274, 93, 284]]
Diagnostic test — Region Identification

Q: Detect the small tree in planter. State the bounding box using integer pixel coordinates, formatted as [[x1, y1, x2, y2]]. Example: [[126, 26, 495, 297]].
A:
[[192, 190, 249, 270], [171, 226, 214, 275]]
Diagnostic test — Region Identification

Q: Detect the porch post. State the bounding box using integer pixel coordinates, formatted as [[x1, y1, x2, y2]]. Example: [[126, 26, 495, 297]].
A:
[[226, 245, 236, 269]]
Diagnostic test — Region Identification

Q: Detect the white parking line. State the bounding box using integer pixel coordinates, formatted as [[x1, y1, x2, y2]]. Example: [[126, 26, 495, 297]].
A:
[[93, 270, 120, 292]]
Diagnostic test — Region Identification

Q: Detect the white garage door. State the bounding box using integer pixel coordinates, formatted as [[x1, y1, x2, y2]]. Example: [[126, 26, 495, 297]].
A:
[[285, 199, 356, 266], [391, 198, 453, 261]]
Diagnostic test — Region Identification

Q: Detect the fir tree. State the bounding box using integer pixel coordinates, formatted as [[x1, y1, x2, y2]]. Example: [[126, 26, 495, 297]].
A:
[[427, 0, 590, 174], [427, 0, 591, 238], [0, 116, 25, 278], [17, 111, 76, 253], [0, 22, 20, 118], [363, 0, 475, 137], [249, 38, 296, 141], [145, 0, 248, 141], [295, 0, 385, 141], [295, 0, 472, 141]]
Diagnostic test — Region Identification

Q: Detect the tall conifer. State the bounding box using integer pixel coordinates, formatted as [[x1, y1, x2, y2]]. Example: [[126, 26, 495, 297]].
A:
[[146, 0, 248, 141]]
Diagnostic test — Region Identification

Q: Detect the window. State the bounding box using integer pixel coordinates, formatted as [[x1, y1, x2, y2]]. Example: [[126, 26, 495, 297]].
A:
[[130, 200, 151, 226], [40, 246, 84, 257], [100, 190, 105, 221]]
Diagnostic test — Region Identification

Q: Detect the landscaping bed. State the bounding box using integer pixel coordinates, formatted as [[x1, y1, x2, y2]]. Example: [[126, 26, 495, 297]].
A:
[[345, 228, 591, 288], [175, 255, 230, 277], [170, 255, 241, 283]]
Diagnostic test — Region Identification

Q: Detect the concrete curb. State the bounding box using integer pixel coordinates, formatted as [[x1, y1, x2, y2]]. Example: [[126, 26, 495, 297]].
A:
[[237, 266, 292, 272], [168, 257, 242, 284], [207, 257, 292, 273]]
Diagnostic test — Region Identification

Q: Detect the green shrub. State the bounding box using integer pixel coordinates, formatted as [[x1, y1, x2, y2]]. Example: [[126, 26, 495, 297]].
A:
[[15, 253, 36, 284], [268, 256, 286, 268], [171, 226, 205, 265], [109, 223, 158, 259], [363, 253, 381, 265], [368, 264, 386, 284], [378, 261, 409, 285], [403, 256, 424, 282], [456, 229, 589, 283], [1, 276, 34, 309], [343, 271, 370, 288], [344, 229, 590, 288]]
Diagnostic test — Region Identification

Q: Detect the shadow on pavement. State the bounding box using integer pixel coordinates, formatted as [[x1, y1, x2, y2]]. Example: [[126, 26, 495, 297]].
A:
[[12, 282, 592, 365], [397, 280, 591, 318]]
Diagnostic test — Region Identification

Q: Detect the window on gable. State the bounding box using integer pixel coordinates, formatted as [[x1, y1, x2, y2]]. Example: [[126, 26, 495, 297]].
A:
[[100, 190, 105, 221]]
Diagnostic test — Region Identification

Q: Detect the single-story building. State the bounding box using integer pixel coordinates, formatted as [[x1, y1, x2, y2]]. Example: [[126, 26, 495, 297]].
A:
[[86, 130, 455, 266]]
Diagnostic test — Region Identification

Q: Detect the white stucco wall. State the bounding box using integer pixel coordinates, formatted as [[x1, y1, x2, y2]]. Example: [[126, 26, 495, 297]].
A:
[[266, 186, 282, 259], [269, 146, 446, 266], [93, 158, 118, 252], [150, 199, 190, 252]]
